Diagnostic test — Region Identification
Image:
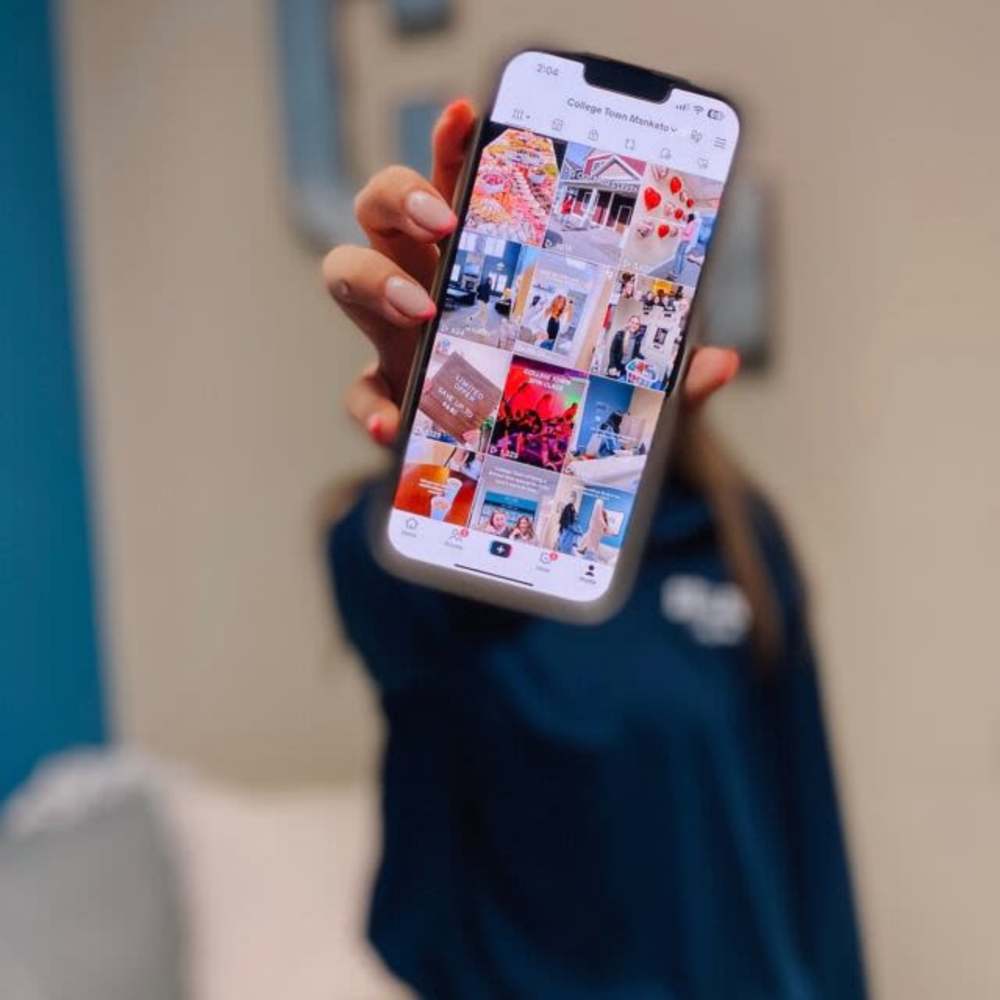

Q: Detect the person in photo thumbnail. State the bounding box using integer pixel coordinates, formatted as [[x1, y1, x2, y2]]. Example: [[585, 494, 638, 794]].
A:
[[475, 274, 494, 322], [440, 229, 523, 350], [579, 498, 611, 559], [489, 358, 586, 472], [596, 270, 639, 376], [549, 478, 635, 565], [470, 456, 561, 546], [670, 213, 703, 280], [565, 377, 661, 491], [511, 248, 613, 371], [539, 293, 573, 351], [483, 509, 510, 535], [556, 494, 583, 554], [607, 314, 642, 379], [543, 143, 645, 266], [508, 515, 536, 542], [622, 164, 723, 284], [592, 275, 689, 391]]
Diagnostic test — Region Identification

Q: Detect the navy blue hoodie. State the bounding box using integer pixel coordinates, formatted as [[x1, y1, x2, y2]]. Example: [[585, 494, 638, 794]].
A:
[[328, 480, 867, 1000]]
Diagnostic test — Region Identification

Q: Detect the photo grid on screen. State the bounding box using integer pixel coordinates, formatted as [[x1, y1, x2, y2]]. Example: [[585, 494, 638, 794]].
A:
[[393, 123, 723, 567]]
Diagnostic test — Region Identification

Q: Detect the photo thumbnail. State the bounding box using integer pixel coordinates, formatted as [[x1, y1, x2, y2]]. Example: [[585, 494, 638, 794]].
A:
[[488, 357, 587, 472], [511, 247, 613, 370], [590, 274, 689, 391], [414, 336, 510, 450], [543, 143, 645, 266], [394, 438, 482, 526], [564, 377, 662, 492], [550, 479, 635, 565], [440, 229, 523, 351], [471, 456, 561, 546], [466, 126, 565, 247], [622, 165, 724, 284]]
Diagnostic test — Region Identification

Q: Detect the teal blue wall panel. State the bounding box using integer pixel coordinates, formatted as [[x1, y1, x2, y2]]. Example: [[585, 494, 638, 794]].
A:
[[0, 1, 106, 799]]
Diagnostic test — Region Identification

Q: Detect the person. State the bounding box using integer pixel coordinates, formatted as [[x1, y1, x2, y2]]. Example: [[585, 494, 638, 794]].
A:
[[665, 284, 685, 317], [666, 324, 685, 372], [473, 271, 493, 325], [629, 320, 646, 362], [596, 410, 624, 456], [556, 498, 583, 554], [607, 314, 641, 377], [671, 212, 702, 279], [495, 390, 544, 463], [449, 448, 482, 480], [578, 497, 611, 560], [482, 509, 508, 535], [322, 99, 867, 999], [540, 293, 572, 350], [490, 380, 530, 449], [508, 515, 535, 542]]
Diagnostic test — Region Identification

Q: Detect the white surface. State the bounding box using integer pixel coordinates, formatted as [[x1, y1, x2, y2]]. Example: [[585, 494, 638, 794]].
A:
[[5, 753, 406, 999], [163, 773, 411, 1000]]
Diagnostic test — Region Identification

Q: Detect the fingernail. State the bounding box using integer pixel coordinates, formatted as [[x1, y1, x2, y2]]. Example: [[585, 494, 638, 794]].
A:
[[366, 413, 382, 442], [405, 189, 456, 234], [385, 275, 436, 319]]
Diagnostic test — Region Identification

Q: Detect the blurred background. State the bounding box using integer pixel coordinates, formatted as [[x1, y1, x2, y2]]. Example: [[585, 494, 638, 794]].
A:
[[2, 0, 999, 997]]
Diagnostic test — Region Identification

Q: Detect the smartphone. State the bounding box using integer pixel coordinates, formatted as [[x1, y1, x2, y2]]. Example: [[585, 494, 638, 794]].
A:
[[373, 49, 741, 623]]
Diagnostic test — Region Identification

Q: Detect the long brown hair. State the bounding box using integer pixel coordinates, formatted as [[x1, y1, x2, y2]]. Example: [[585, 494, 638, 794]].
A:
[[547, 294, 568, 318], [673, 415, 786, 670]]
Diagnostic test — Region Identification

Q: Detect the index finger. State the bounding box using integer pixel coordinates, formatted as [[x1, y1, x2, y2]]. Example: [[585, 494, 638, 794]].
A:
[[431, 99, 478, 204]]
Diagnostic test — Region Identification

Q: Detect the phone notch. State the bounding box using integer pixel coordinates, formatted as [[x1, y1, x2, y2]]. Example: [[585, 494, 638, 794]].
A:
[[581, 54, 680, 104]]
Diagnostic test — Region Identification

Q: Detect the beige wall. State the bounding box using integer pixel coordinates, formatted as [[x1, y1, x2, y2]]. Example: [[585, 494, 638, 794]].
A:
[[61, 0, 383, 784], [62, 1, 1000, 997]]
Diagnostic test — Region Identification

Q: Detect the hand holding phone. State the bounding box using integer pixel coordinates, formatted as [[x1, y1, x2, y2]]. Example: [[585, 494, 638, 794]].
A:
[[323, 51, 741, 623]]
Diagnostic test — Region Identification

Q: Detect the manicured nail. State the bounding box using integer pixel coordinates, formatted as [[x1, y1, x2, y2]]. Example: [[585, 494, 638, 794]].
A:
[[385, 275, 436, 319], [405, 189, 456, 234]]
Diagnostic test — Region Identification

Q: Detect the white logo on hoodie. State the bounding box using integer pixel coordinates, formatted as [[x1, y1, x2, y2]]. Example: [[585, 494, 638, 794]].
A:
[[660, 575, 750, 646]]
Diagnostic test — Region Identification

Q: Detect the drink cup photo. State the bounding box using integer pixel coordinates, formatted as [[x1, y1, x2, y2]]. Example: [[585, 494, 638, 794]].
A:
[[429, 494, 453, 520]]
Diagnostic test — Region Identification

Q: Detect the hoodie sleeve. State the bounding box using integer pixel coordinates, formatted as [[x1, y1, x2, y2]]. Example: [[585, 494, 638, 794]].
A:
[[326, 488, 451, 694]]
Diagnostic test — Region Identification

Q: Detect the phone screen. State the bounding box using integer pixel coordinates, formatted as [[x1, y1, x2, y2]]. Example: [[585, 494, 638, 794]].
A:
[[385, 51, 739, 605]]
